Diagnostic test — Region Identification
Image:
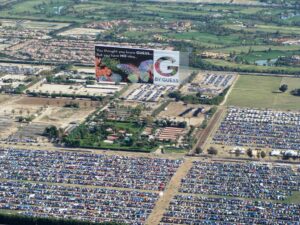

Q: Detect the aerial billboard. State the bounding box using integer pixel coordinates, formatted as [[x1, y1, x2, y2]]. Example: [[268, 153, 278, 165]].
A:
[[95, 45, 179, 85]]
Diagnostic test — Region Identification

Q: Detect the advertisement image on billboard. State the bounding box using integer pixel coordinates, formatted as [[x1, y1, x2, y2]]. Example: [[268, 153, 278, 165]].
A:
[[95, 45, 180, 85]]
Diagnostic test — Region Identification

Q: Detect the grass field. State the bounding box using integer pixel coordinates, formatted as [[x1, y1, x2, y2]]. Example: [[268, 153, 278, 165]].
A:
[[239, 50, 300, 63], [204, 59, 300, 74], [224, 23, 300, 35], [165, 31, 264, 47], [213, 45, 300, 54], [226, 75, 300, 110]]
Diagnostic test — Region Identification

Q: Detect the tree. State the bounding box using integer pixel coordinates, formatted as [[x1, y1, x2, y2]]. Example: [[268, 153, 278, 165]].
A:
[[168, 90, 182, 101], [196, 91, 202, 98], [235, 149, 241, 157], [195, 147, 203, 154], [207, 147, 218, 155], [247, 148, 253, 158], [43, 126, 59, 139], [279, 84, 288, 93], [260, 151, 266, 158], [291, 88, 300, 96]]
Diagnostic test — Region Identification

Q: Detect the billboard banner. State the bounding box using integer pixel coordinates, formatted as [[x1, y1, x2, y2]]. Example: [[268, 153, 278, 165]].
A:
[[95, 45, 179, 85]]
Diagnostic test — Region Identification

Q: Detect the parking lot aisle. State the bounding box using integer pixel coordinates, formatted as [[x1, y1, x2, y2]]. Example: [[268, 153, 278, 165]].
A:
[[145, 158, 193, 225]]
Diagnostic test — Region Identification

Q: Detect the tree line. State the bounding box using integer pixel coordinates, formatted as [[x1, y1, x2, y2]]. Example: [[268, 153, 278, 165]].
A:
[[0, 213, 123, 225]]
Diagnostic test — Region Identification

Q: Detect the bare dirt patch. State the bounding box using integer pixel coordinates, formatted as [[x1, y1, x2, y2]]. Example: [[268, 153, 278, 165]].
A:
[[158, 101, 210, 126]]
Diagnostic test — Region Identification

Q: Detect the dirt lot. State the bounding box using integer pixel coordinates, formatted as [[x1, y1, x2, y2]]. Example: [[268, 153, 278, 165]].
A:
[[16, 97, 100, 107], [15, 97, 98, 127], [0, 96, 98, 140], [28, 82, 121, 96], [157, 101, 210, 126]]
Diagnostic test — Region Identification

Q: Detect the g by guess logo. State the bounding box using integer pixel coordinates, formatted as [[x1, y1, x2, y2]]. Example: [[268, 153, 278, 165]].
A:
[[154, 56, 179, 77]]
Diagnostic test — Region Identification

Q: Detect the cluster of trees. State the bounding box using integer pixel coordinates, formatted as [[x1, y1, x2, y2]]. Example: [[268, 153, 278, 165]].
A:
[[46, 75, 76, 84], [14, 84, 27, 94], [278, 85, 300, 97], [17, 115, 34, 123], [46, 75, 95, 85], [168, 87, 230, 105], [64, 102, 80, 108], [154, 119, 187, 128], [43, 125, 60, 139], [278, 84, 300, 97], [246, 149, 267, 159], [27, 91, 103, 101], [63, 122, 155, 152]]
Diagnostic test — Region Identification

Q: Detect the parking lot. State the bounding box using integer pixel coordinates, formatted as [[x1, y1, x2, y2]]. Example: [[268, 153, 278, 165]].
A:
[[212, 107, 300, 155], [181, 71, 237, 96], [123, 84, 176, 102]]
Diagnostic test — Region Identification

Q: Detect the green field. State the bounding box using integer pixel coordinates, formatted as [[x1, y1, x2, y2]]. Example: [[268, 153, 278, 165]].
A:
[[226, 75, 300, 110], [224, 24, 300, 35], [239, 50, 300, 63], [213, 45, 300, 54], [204, 59, 300, 74]]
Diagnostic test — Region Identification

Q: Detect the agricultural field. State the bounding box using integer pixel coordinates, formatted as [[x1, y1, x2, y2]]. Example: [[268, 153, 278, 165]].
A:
[[226, 75, 300, 110], [203, 59, 300, 74], [224, 23, 300, 35]]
